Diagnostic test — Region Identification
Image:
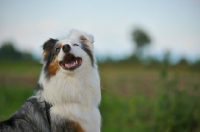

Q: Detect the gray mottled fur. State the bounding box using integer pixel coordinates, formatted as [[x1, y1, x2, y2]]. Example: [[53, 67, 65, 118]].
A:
[[0, 97, 77, 132]]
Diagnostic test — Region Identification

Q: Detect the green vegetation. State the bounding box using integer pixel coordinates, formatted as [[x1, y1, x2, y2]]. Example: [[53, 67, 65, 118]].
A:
[[99, 64, 200, 132], [0, 85, 33, 120], [0, 62, 200, 132]]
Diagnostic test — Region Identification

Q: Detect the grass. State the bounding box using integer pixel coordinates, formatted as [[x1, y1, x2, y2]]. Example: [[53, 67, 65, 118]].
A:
[[0, 61, 200, 132], [0, 61, 39, 120], [0, 85, 33, 120]]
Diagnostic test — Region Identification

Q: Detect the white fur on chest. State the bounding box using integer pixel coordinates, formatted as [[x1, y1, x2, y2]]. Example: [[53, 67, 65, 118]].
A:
[[38, 68, 101, 132]]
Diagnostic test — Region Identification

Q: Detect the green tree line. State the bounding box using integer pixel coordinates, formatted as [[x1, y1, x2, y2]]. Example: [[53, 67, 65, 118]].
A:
[[0, 42, 34, 61]]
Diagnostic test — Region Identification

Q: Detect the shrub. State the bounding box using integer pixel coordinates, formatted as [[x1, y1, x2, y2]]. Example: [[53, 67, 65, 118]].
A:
[[153, 70, 200, 132]]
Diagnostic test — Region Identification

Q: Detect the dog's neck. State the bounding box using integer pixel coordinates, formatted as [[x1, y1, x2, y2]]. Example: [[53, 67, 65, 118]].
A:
[[37, 67, 101, 107]]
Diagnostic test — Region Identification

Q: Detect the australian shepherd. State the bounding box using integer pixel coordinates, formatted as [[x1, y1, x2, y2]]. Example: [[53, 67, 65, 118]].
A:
[[0, 30, 101, 132]]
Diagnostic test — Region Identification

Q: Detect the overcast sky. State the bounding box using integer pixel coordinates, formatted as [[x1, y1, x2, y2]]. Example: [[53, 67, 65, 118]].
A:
[[0, 0, 200, 62]]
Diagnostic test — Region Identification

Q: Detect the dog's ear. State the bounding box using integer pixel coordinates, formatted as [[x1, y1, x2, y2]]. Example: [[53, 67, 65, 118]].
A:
[[42, 38, 58, 61], [69, 30, 94, 47], [79, 35, 94, 46]]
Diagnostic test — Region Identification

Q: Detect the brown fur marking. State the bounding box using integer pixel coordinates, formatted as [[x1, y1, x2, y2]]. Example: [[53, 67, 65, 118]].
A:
[[57, 43, 63, 48], [72, 121, 85, 132], [79, 35, 87, 40], [79, 35, 88, 44], [43, 50, 49, 60], [48, 56, 60, 76]]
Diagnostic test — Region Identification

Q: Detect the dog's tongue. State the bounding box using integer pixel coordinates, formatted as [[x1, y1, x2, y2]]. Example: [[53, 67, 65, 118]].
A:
[[64, 60, 79, 69]]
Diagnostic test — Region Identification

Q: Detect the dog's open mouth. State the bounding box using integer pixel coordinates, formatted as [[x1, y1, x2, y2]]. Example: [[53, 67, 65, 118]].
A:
[[59, 53, 82, 70]]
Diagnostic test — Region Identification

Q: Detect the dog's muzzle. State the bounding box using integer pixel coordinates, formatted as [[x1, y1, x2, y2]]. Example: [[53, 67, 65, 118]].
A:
[[59, 44, 82, 70]]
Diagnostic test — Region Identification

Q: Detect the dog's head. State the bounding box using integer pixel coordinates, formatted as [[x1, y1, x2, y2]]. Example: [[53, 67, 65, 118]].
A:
[[42, 30, 95, 77]]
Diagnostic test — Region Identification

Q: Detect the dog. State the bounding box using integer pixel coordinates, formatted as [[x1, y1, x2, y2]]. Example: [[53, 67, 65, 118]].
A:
[[0, 30, 101, 132]]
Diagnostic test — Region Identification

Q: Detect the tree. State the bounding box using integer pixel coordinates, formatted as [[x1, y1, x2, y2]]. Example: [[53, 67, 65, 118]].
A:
[[131, 27, 151, 59], [0, 42, 23, 60], [178, 57, 188, 66], [0, 42, 36, 61]]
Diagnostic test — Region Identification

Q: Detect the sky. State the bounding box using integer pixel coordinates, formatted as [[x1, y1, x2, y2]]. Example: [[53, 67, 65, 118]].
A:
[[0, 0, 200, 62]]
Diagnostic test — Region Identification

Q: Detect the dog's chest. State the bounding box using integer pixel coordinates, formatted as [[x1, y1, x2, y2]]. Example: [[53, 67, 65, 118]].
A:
[[39, 72, 101, 132], [50, 104, 101, 132]]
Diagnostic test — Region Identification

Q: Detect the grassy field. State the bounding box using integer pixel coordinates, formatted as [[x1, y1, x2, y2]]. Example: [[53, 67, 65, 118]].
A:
[[0, 61, 200, 132]]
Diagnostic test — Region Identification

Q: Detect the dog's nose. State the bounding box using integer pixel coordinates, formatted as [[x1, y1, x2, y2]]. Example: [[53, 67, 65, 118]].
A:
[[62, 44, 71, 53]]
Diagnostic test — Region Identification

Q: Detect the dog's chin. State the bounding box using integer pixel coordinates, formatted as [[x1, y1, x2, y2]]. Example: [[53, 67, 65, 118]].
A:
[[59, 53, 82, 71]]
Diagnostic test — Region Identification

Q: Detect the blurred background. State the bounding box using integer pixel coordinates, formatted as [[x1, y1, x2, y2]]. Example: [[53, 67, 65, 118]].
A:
[[0, 0, 200, 132]]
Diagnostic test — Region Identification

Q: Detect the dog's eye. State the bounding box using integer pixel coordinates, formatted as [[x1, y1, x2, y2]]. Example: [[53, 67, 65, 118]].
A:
[[73, 43, 79, 46], [55, 47, 61, 52]]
